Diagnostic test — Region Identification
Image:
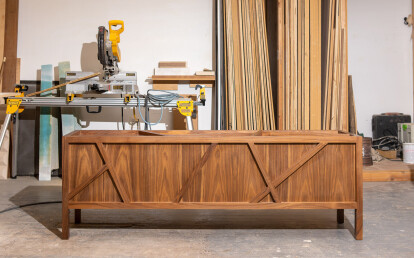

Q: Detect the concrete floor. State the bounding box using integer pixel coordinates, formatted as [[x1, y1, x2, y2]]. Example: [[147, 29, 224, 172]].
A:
[[0, 178, 413, 257]]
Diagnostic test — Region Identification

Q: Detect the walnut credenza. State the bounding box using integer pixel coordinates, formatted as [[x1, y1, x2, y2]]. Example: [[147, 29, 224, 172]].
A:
[[62, 130, 363, 240]]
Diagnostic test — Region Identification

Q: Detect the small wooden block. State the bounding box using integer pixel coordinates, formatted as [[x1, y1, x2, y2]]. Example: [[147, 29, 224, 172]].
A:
[[158, 61, 187, 68], [195, 71, 215, 76], [153, 84, 178, 91]]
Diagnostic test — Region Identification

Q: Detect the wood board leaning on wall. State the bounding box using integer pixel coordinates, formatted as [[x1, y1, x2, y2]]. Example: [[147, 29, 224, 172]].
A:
[[228, 0, 350, 132], [223, 0, 276, 130], [268, 0, 349, 131]]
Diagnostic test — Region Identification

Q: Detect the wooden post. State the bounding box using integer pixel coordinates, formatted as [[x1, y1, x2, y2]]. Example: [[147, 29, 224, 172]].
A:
[[337, 209, 344, 224], [74, 209, 81, 224], [355, 136, 363, 240], [2, 0, 18, 92], [61, 136, 69, 239]]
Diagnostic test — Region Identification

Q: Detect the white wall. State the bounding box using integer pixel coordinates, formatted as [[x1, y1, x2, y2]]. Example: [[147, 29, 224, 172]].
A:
[[17, 0, 214, 130], [348, 0, 413, 137]]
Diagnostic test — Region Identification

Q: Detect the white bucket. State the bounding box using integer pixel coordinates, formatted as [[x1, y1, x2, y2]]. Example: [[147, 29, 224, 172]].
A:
[[403, 143, 414, 164]]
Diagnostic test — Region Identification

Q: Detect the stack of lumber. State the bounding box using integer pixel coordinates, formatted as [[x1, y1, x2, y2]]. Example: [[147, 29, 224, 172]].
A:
[[223, 0, 276, 130], [272, 0, 348, 131], [276, 0, 322, 130], [321, 0, 348, 131]]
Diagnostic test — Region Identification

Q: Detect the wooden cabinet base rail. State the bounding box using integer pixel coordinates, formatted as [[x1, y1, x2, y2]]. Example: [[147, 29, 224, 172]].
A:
[[62, 130, 363, 240]]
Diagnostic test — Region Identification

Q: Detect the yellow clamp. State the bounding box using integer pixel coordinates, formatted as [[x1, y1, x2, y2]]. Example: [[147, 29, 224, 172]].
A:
[[124, 94, 131, 104], [177, 98, 194, 117], [6, 86, 25, 114], [195, 85, 206, 105], [67, 93, 74, 103], [200, 87, 206, 101], [109, 20, 124, 62]]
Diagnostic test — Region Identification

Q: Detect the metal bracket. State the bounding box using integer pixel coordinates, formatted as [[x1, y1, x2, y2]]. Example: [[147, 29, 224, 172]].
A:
[[177, 99, 194, 117], [86, 106, 102, 113], [124, 94, 131, 104], [66, 93, 74, 103]]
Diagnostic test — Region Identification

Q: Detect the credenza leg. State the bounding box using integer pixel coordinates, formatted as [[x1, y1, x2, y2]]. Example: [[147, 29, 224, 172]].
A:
[[337, 209, 344, 224], [75, 209, 81, 224], [355, 208, 363, 240], [62, 207, 70, 240]]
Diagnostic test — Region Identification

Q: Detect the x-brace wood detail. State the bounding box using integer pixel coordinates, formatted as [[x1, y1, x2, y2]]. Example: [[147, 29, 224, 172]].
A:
[[174, 143, 218, 203], [250, 142, 328, 203], [67, 142, 131, 203]]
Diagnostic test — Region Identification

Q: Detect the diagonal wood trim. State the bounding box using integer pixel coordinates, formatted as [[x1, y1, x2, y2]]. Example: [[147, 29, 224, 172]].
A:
[[68, 165, 108, 200], [96, 142, 131, 203], [174, 143, 218, 203], [250, 142, 328, 202], [247, 142, 280, 203], [253, 130, 263, 136], [249, 187, 271, 203], [138, 131, 166, 136]]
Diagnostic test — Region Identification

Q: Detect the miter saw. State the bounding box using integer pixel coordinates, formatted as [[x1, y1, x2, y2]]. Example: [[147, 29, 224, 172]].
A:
[[0, 20, 208, 151], [65, 20, 138, 95]]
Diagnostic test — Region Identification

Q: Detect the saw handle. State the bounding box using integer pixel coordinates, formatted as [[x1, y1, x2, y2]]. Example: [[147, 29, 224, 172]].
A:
[[109, 20, 124, 62], [109, 20, 124, 43]]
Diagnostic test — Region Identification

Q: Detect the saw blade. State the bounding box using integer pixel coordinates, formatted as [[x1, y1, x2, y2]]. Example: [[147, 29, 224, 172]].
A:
[[97, 26, 109, 67]]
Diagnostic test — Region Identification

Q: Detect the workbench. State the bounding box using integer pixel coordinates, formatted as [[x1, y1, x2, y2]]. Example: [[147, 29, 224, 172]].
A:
[[62, 130, 363, 240]]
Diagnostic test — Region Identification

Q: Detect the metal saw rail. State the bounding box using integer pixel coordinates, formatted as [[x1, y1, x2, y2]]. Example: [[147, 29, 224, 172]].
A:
[[9, 97, 204, 108], [0, 96, 204, 151]]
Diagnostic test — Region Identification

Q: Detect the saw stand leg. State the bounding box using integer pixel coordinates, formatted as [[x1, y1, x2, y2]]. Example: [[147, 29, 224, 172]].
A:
[[0, 112, 18, 178], [0, 113, 12, 150], [186, 116, 194, 130], [11, 112, 19, 178]]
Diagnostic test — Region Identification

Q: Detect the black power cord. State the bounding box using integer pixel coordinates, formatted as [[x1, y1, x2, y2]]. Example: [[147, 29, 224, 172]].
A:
[[0, 201, 62, 214]]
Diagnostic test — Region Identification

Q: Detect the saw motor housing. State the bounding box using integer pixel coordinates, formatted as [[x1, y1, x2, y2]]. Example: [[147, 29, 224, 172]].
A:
[[65, 20, 137, 96]]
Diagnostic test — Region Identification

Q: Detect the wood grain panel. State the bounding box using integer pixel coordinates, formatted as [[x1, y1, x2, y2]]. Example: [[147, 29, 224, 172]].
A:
[[255, 143, 317, 202], [180, 144, 212, 202], [104, 144, 184, 202], [67, 144, 104, 202], [186, 144, 267, 202], [277, 144, 355, 202]]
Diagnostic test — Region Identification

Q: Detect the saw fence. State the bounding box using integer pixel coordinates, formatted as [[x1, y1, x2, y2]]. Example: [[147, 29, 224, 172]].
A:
[[223, 0, 351, 132]]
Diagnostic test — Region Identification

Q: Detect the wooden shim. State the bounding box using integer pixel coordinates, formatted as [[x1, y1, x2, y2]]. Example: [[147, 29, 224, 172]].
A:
[[325, 0, 335, 130], [331, 0, 340, 130], [348, 75, 357, 134], [261, 0, 276, 130], [303, 0, 310, 130], [277, 0, 285, 129], [153, 84, 178, 91], [232, 0, 243, 129], [310, 0, 321, 130], [292, 0, 298, 130], [158, 61, 187, 68], [289, 0, 294, 130], [341, 0, 349, 131], [298, 0, 303, 130], [285, 0, 291, 130]]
